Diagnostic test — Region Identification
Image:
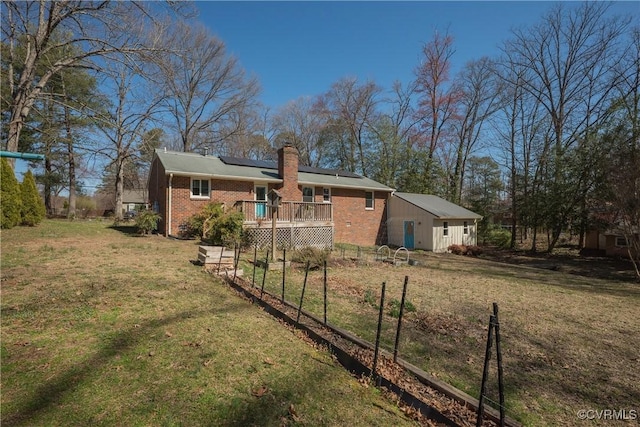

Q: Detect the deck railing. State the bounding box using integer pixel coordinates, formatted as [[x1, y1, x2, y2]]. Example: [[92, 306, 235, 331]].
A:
[[235, 200, 333, 224]]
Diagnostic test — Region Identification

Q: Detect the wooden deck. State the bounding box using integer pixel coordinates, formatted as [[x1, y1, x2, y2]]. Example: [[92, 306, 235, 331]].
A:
[[234, 200, 334, 249], [234, 200, 333, 225]]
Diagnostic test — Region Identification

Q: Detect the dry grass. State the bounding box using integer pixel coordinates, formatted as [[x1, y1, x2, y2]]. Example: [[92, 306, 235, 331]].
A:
[[1, 220, 415, 427], [250, 249, 640, 426]]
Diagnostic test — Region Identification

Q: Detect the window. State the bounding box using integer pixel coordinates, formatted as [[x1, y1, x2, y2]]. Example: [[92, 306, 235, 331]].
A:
[[191, 178, 210, 198], [323, 187, 331, 203], [254, 185, 267, 219], [463, 221, 469, 235], [255, 185, 267, 202], [365, 191, 374, 210], [443, 221, 449, 236], [302, 187, 314, 203], [615, 236, 628, 247]]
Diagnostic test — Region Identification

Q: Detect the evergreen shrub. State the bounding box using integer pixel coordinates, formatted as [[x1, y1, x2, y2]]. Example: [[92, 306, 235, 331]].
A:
[[20, 170, 46, 226], [1, 158, 22, 229]]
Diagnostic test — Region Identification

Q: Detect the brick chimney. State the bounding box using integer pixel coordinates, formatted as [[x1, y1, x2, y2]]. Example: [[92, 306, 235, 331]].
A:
[[277, 144, 301, 201]]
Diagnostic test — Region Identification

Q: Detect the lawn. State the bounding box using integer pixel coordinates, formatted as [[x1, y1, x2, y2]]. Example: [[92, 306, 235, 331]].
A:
[[0, 220, 416, 427], [243, 245, 640, 426], [3, 220, 638, 426]]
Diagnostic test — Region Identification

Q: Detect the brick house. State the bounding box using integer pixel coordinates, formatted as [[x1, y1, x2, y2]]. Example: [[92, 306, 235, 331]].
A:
[[148, 145, 393, 248]]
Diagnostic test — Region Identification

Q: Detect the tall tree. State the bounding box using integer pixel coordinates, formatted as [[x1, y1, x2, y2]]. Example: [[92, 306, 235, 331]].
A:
[[153, 20, 260, 153], [92, 60, 160, 221], [0, 1, 174, 163], [368, 80, 421, 189], [504, 2, 630, 252], [414, 30, 460, 178], [596, 28, 640, 279], [215, 103, 276, 160], [447, 57, 501, 204], [271, 97, 326, 166], [494, 49, 547, 250], [317, 77, 381, 176], [464, 156, 503, 242]]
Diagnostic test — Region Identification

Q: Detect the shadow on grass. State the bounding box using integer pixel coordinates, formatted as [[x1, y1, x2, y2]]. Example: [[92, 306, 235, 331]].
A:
[[418, 251, 640, 298], [3, 304, 360, 427], [108, 224, 141, 236], [4, 310, 212, 426]]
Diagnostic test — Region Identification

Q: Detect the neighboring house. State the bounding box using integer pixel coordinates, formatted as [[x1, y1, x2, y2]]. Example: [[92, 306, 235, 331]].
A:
[[387, 192, 482, 252], [148, 145, 393, 248], [584, 229, 639, 257], [122, 189, 148, 214]]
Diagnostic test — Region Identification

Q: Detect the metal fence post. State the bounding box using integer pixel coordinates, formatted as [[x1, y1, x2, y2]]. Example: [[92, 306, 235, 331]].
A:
[[281, 248, 287, 303], [260, 249, 269, 299], [372, 282, 386, 384], [393, 276, 409, 363], [323, 260, 328, 325], [296, 261, 310, 323], [476, 314, 495, 427], [251, 245, 257, 288], [493, 303, 505, 427]]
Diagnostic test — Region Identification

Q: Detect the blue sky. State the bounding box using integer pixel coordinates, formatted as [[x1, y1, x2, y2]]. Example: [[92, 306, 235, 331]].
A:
[[12, 1, 639, 186], [197, 1, 639, 109]]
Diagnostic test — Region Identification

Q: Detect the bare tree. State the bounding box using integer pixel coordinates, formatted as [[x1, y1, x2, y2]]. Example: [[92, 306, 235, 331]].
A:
[[368, 80, 421, 188], [598, 28, 640, 280], [271, 97, 326, 166], [448, 57, 502, 204], [92, 60, 161, 221], [491, 54, 549, 250], [504, 2, 631, 252], [215, 103, 276, 160], [414, 30, 460, 163], [317, 77, 381, 176], [1, 0, 173, 163], [152, 20, 260, 153]]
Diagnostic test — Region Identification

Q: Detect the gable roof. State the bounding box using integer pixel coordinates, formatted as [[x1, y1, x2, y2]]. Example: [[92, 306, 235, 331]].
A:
[[122, 189, 147, 204], [153, 149, 394, 192], [393, 192, 482, 219]]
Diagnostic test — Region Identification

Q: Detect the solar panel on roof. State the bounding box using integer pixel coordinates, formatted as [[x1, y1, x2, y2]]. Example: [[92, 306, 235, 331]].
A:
[[219, 156, 276, 169], [219, 155, 362, 178], [299, 165, 361, 178]]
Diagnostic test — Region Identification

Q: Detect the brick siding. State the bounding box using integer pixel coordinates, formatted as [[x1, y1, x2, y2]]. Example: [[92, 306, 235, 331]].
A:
[[149, 150, 389, 244], [331, 187, 388, 246], [168, 177, 256, 236], [276, 145, 302, 201]]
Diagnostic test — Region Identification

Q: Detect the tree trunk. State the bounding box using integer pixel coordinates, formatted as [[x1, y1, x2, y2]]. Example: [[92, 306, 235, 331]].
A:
[[63, 77, 77, 219], [114, 156, 125, 221], [44, 155, 53, 216]]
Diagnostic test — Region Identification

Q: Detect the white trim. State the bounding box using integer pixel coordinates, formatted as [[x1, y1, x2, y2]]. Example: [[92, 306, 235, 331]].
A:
[[254, 184, 267, 201], [190, 177, 210, 199], [302, 186, 314, 202], [166, 171, 280, 183], [323, 187, 331, 203], [365, 191, 374, 210]]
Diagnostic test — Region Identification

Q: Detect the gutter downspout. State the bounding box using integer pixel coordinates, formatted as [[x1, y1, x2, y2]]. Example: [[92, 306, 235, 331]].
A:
[[168, 173, 173, 237]]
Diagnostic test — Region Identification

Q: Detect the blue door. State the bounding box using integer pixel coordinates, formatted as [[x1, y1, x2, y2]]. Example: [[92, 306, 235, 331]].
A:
[[255, 186, 267, 218], [404, 221, 415, 249]]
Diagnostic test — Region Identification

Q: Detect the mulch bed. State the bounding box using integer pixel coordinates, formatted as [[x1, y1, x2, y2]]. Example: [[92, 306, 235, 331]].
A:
[[215, 270, 509, 427]]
